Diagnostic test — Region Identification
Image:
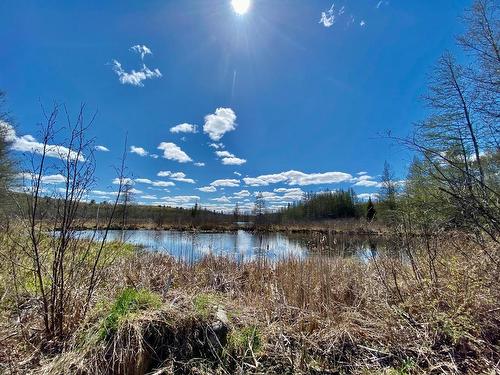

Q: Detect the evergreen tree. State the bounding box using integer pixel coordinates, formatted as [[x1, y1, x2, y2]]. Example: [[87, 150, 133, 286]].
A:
[[366, 197, 376, 222]]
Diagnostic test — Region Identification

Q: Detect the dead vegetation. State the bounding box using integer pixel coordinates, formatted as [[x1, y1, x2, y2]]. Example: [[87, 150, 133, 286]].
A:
[[1, 231, 498, 374]]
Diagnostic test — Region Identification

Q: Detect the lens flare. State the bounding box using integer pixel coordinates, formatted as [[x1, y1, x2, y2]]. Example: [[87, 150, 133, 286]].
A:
[[231, 0, 251, 15]]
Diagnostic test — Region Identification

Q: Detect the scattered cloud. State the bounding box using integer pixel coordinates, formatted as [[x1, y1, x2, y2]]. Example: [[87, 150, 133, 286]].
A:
[[351, 175, 381, 187], [171, 172, 195, 184], [233, 190, 251, 198], [203, 108, 237, 141], [319, 3, 368, 29], [160, 195, 200, 207], [152, 181, 175, 187], [157, 142, 192, 163], [319, 4, 335, 27], [194, 162, 205, 167], [210, 179, 240, 187], [209, 143, 224, 149], [135, 178, 153, 184], [215, 150, 247, 165], [170, 123, 198, 134], [234, 172, 242, 176], [140, 194, 157, 200], [130, 145, 148, 157], [112, 177, 134, 185], [112, 60, 162, 87], [198, 186, 217, 193], [357, 193, 379, 201], [15, 172, 66, 185], [243, 170, 352, 187], [1, 121, 85, 161], [212, 196, 231, 203], [95, 145, 110, 152], [157, 171, 195, 183], [130, 44, 152, 60], [376, 1, 389, 9], [90, 190, 118, 197], [357, 171, 368, 175]]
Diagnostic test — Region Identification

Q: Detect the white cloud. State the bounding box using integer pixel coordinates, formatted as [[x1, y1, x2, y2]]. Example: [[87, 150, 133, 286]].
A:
[[243, 170, 352, 187], [209, 143, 224, 149], [160, 195, 200, 206], [351, 175, 381, 187], [150, 154, 159, 159], [212, 196, 231, 203], [152, 181, 175, 187], [135, 178, 153, 184], [128, 188, 143, 194], [203, 108, 237, 141], [357, 171, 368, 176], [16, 173, 66, 184], [130, 44, 152, 60], [210, 179, 240, 187], [133, 177, 175, 187], [215, 150, 246, 165], [234, 171, 242, 177], [1, 121, 85, 161], [353, 180, 380, 187], [112, 60, 162, 87], [170, 123, 198, 134], [360, 20, 366, 27], [170, 172, 195, 184], [91, 190, 117, 197], [156, 171, 195, 183], [194, 162, 205, 167], [198, 186, 217, 193], [357, 193, 379, 201], [319, 4, 335, 27], [157, 171, 171, 177], [95, 145, 110, 152], [130, 145, 148, 157], [221, 157, 246, 165], [157, 142, 192, 163], [112, 177, 134, 185], [215, 150, 233, 158], [140, 194, 158, 200], [233, 190, 250, 198]]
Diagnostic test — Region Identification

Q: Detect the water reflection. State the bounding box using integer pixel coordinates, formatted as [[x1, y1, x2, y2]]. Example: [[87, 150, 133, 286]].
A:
[[75, 229, 383, 263]]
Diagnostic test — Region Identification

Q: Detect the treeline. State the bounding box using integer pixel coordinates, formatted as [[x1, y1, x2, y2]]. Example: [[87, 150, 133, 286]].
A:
[[268, 189, 362, 224], [3, 193, 242, 229]]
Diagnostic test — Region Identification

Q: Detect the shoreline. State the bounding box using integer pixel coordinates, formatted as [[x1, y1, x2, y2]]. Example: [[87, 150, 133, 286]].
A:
[[67, 219, 388, 237]]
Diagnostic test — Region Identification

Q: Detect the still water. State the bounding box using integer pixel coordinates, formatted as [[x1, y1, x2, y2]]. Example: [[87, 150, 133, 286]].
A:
[[77, 229, 381, 263]]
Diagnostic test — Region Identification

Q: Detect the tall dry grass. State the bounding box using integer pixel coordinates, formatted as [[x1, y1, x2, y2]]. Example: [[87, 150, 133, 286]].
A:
[[1, 231, 499, 374]]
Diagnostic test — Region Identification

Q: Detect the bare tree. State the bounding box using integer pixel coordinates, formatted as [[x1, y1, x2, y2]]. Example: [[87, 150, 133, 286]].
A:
[[7, 104, 126, 340], [392, 0, 500, 244]]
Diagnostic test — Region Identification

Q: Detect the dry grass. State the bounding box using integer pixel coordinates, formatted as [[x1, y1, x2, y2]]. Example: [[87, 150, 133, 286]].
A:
[[1, 232, 499, 374]]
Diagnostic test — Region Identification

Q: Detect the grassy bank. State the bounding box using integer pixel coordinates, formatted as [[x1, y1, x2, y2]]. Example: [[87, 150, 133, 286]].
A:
[[1, 231, 498, 374]]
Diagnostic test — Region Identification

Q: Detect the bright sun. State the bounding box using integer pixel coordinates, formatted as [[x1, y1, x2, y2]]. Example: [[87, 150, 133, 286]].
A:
[[231, 0, 251, 15]]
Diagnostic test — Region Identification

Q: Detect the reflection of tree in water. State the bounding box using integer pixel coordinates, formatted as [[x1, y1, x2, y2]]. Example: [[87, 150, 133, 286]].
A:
[[284, 231, 384, 259]]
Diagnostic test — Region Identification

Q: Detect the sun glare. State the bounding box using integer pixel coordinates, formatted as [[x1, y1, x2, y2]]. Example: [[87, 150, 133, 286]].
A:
[[231, 0, 251, 15]]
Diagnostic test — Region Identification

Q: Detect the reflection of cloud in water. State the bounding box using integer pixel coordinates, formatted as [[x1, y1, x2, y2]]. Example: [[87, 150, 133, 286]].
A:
[[75, 229, 378, 263]]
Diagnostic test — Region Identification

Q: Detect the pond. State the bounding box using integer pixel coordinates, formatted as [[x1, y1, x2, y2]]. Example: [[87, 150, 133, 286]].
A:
[[75, 229, 382, 263]]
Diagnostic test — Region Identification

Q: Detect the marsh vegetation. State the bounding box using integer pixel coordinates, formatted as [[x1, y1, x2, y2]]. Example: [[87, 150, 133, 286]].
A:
[[0, 0, 499, 374]]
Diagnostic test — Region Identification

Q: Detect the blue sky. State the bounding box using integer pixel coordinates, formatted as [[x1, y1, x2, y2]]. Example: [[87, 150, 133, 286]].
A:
[[0, 0, 471, 211]]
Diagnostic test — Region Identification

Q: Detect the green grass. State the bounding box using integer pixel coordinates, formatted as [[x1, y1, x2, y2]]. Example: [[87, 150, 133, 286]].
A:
[[193, 293, 218, 317], [228, 325, 262, 354], [98, 288, 162, 340]]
